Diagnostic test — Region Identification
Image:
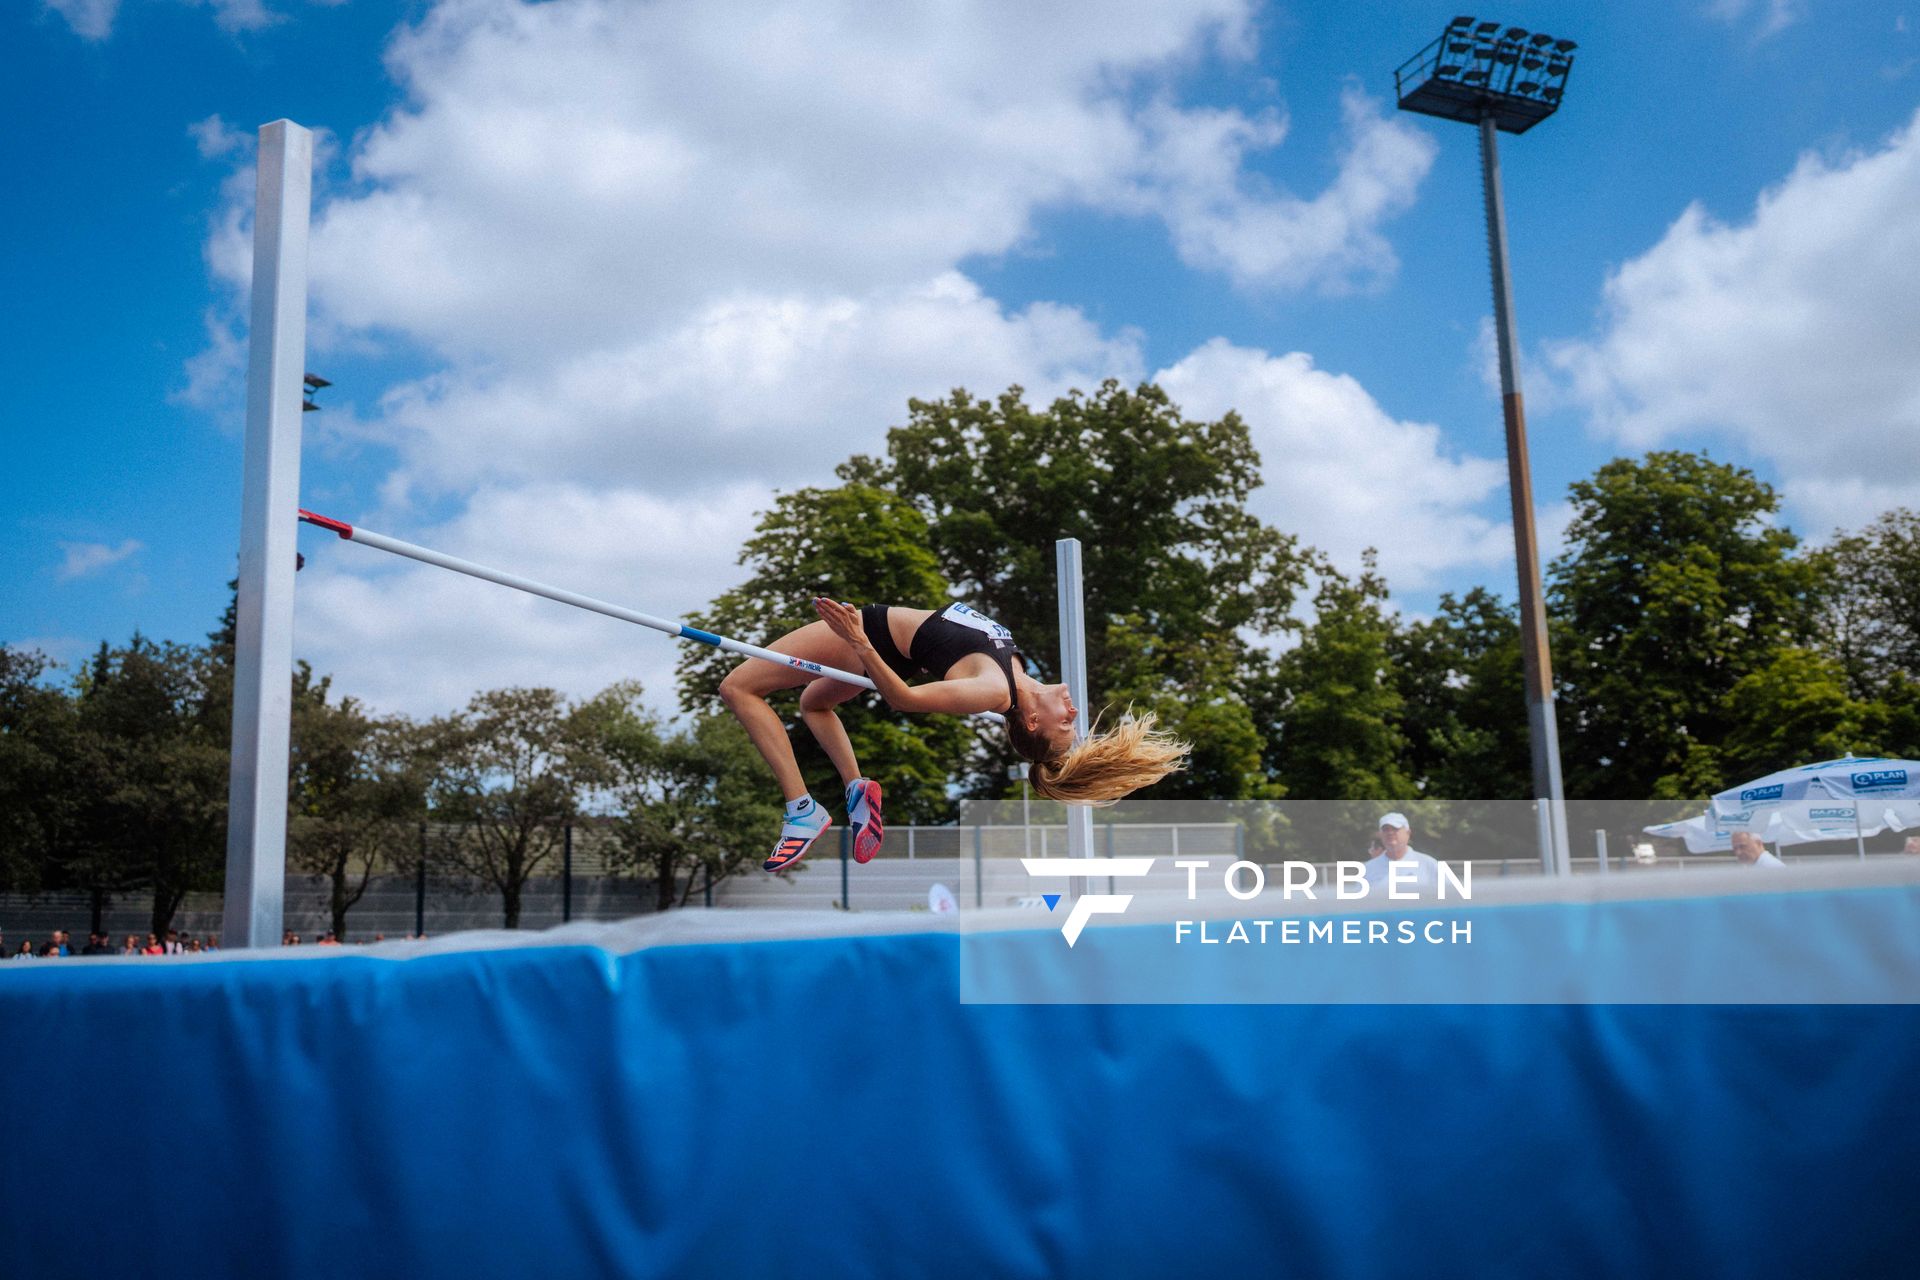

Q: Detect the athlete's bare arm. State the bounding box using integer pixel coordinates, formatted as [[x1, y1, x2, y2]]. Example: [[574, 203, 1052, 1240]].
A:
[[811, 598, 1006, 715]]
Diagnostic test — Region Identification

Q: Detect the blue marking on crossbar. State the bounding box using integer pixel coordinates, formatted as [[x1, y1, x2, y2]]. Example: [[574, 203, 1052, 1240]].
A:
[[679, 627, 723, 646]]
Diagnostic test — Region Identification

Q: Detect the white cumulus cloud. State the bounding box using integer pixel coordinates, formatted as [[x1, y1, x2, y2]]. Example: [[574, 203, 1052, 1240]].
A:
[[43, 0, 119, 40], [56, 539, 144, 582], [45, 0, 284, 40], [1133, 87, 1437, 294], [1706, 0, 1802, 40], [188, 0, 1467, 716], [294, 484, 765, 717], [1155, 339, 1512, 591], [370, 273, 1144, 499], [1549, 107, 1920, 536], [205, 0, 1433, 357]]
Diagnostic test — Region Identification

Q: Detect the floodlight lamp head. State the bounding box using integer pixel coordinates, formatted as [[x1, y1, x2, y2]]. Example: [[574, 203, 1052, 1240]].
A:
[[1504, 27, 1528, 40], [1554, 38, 1577, 51], [1449, 14, 1475, 26], [1475, 20, 1500, 33]]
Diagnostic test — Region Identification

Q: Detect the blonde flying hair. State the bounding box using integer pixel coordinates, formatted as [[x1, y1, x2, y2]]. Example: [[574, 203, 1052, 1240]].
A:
[[1007, 707, 1190, 806]]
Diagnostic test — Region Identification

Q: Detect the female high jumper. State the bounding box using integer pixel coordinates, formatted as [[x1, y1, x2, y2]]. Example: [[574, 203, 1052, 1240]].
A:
[[719, 596, 1189, 872]]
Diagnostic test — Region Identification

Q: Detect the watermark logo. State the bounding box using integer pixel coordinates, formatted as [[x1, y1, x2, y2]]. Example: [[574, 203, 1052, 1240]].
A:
[[1851, 769, 1908, 792], [1019, 858, 1155, 946]]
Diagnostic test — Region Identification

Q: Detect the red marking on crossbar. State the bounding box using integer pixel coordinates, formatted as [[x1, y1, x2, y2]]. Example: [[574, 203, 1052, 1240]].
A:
[[298, 509, 355, 539]]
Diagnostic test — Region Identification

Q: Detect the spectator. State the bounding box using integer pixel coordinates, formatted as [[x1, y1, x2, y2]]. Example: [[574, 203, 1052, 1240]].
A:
[[1730, 831, 1785, 869], [1904, 835, 1920, 856], [164, 929, 181, 955], [1364, 813, 1442, 896], [142, 932, 163, 956], [54, 929, 71, 957], [206, 934, 219, 951], [282, 930, 297, 947], [319, 930, 341, 947], [122, 935, 140, 955], [11, 938, 33, 960], [82, 931, 112, 956], [39, 941, 60, 958]]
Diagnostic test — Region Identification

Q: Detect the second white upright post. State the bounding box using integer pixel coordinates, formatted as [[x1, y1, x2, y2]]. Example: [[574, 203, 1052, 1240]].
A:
[[1056, 539, 1094, 886]]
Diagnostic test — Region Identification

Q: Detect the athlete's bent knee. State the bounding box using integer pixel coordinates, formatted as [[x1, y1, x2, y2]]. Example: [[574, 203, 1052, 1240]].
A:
[[718, 674, 757, 711]]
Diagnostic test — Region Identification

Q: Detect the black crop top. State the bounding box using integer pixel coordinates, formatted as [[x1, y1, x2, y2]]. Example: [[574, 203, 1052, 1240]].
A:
[[861, 603, 1022, 714]]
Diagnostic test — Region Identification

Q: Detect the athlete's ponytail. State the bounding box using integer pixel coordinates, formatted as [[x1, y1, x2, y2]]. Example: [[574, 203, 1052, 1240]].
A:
[[1008, 708, 1189, 806]]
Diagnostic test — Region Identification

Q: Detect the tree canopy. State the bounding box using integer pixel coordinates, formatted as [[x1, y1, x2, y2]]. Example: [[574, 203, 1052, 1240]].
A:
[[1548, 451, 1823, 798], [9, 386, 1920, 934], [839, 381, 1309, 799]]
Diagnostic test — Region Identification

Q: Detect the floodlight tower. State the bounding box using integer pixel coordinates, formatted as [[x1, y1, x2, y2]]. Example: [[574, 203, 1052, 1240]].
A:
[[1394, 18, 1578, 873]]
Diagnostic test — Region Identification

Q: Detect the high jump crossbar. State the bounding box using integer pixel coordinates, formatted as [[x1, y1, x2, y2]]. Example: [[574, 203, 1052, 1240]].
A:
[[298, 509, 884, 693]]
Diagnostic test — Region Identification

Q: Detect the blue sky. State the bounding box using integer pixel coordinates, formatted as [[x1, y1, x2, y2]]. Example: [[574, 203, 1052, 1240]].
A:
[[6, 0, 1920, 717]]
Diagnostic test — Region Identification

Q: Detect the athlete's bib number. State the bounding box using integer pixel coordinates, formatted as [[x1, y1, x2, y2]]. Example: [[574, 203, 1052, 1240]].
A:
[[940, 603, 1013, 644]]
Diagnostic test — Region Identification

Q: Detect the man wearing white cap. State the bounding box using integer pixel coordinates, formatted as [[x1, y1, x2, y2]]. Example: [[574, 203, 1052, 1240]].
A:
[[1364, 813, 1442, 897]]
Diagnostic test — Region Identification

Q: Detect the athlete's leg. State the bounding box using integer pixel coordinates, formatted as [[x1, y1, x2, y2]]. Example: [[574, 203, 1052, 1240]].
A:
[[718, 622, 878, 872], [797, 675, 866, 785], [718, 667, 809, 800], [800, 677, 889, 863], [717, 620, 865, 800]]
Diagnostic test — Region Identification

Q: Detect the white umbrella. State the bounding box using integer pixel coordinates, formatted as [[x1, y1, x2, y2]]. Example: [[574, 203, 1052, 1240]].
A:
[[1641, 813, 1731, 854], [1707, 756, 1920, 859], [1640, 801, 1919, 855], [1643, 808, 1787, 854]]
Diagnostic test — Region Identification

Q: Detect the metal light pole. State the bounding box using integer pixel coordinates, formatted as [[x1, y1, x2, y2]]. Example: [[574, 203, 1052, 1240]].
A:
[[1395, 18, 1577, 873]]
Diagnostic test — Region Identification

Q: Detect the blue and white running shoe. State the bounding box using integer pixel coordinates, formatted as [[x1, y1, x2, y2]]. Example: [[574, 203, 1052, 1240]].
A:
[[763, 797, 831, 873]]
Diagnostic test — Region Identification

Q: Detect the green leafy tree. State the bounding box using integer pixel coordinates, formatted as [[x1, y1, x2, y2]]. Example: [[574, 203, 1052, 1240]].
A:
[[1256, 554, 1412, 799], [589, 683, 784, 909], [1717, 648, 1880, 783], [288, 670, 428, 939], [677, 483, 972, 822], [1818, 508, 1920, 697], [1103, 611, 1277, 800], [843, 381, 1307, 799], [67, 636, 230, 933], [1391, 588, 1531, 798], [429, 687, 603, 928], [1548, 452, 1821, 798], [1870, 675, 1920, 759], [0, 646, 79, 895]]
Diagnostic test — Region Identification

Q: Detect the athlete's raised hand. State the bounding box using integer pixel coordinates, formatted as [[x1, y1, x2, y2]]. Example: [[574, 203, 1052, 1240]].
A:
[[813, 597, 869, 652]]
